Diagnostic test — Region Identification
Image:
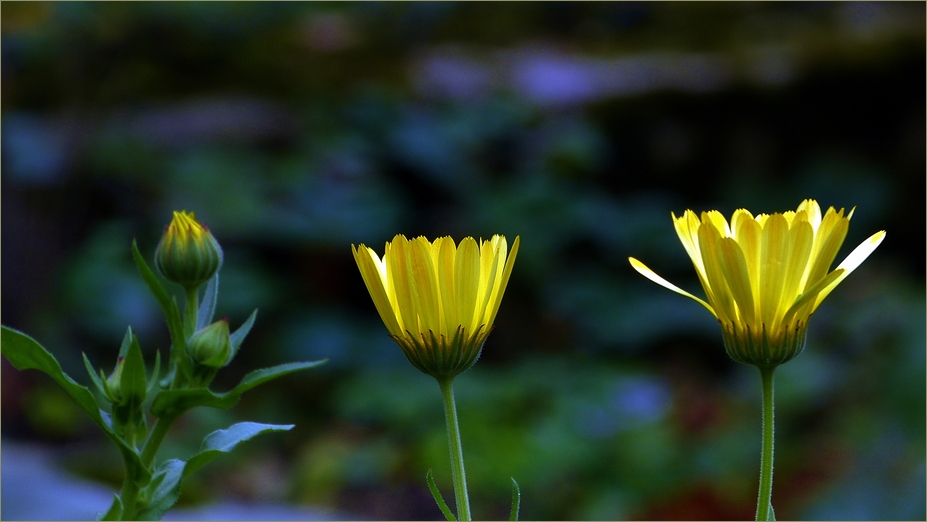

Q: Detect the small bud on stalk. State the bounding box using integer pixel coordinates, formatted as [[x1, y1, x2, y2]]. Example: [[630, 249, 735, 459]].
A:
[[186, 319, 232, 386]]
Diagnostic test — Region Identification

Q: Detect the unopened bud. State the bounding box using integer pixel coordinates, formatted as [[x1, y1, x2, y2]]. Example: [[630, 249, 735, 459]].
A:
[[155, 211, 223, 290]]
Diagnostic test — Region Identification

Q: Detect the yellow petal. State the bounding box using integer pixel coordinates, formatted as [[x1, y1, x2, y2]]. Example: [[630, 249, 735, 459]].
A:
[[455, 237, 480, 332], [718, 237, 755, 325], [779, 219, 813, 312], [475, 237, 502, 328], [734, 214, 762, 300], [388, 235, 419, 335], [486, 236, 520, 327], [812, 230, 886, 308], [759, 213, 788, 326], [803, 209, 849, 288], [410, 237, 441, 334], [698, 220, 737, 323], [436, 236, 458, 335], [628, 257, 716, 318], [352, 244, 402, 336]]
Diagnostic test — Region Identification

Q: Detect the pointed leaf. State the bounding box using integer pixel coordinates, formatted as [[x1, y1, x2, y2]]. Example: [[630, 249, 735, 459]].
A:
[[226, 309, 258, 365], [509, 477, 521, 521], [118, 327, 134, 358], [426, 469, 456, 521], [132, 240, 184, 354], [151, 360, 327, 417], [197, 273, 220, 331], [122, 333, 148, 403], [1, 326, 148, 483], [82, 352, 108, 398], [4, 326, 108, 426], [146, 350, 162, 403], [99, 495, 122, 521], [184, 422, 294, 477], [231, 360, 327, 396], [136, 459, 186, 521]]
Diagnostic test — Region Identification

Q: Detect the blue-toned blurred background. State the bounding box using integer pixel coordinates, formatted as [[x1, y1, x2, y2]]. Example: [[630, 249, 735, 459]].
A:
[[2, 2, 924, 520]]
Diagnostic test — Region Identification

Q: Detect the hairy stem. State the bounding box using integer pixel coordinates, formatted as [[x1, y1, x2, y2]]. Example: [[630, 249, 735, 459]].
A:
[[756, 365, 776, 521]]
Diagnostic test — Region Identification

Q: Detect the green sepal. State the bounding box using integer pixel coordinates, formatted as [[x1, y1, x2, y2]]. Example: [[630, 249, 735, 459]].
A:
[[151, 360, 327, 418], [99, 494, 122, 521], [121, 330, 148, 404], [136, 422, 294, 521], [509, 477, 521, 521], [1, 326, 150, 484], [226, 309, 258, 366], [196, 273, 220, 331], [131, 240, 184, 364], [118, 327, 133, 358], [766, 502, 776, 521], [426, 469, 456, 521], [82, 352, 108, 399]]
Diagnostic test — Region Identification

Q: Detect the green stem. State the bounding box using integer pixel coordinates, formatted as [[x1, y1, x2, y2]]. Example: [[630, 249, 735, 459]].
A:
[[118, 470, 141, 520], [140, 414, 177, 468], [438, 377, 471, 521], [755, 365, 776, 521], [184, 286, 199, 339]]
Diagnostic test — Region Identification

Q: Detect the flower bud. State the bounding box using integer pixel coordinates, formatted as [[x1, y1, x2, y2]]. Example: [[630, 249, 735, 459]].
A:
[[103, 356, 126, 403], [187, 319, 232, 368], [155, 211, 223, 290]]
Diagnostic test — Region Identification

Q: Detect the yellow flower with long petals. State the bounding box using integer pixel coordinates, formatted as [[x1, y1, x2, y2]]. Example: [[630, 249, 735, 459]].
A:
[[629, 199, 885, 367], [353, 234, 519, 379]]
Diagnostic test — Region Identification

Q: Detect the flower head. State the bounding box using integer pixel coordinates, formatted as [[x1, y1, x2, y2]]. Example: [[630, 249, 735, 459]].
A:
[[629, 199, 885, 367], [353, 234, 520, 379], [155, 211, 223, 289]]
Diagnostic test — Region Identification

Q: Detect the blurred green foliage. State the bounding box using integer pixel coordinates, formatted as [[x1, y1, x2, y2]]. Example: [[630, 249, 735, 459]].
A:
[[2, 2, 924, 520]]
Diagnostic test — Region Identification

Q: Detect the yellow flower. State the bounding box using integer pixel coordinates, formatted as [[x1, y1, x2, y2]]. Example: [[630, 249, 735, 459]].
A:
[[155, 211, 223, 289], [629, 199, 885, 367], [353, 234, 520, 379]]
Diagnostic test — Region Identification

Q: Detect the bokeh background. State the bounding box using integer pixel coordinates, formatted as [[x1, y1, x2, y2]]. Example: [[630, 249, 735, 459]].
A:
[[2, 2, 924, 520]]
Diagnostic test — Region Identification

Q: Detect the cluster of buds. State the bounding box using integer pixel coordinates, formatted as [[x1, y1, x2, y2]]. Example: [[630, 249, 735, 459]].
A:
[[150, 211, 232, 387]]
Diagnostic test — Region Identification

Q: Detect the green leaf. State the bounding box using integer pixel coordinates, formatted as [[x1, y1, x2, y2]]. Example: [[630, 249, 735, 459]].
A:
[[426, 469, 456, 521], [134, 422, 294, 520], [118, 327, 134, 358], [197, 273, 220, 331], [1, 326, 149, 483], [767, 502, 776, 521], [184, 422, 293, 477], [137, 459, 185, 521], [82, 352, 108, 398], [509, 477, 521, 521], [122, 332, 148, 403], [150, 360, 327, 418], [4, 326, 108, 427], [231, 360, 327, 395], [146, 349, 162, 403], [132, 240, 184, 356], [226, 309, 258, 365], [99, 494, 122, 521]]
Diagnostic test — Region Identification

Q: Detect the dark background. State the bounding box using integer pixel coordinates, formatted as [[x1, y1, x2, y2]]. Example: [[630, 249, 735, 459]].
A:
[[2, 2, 924, 520]]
